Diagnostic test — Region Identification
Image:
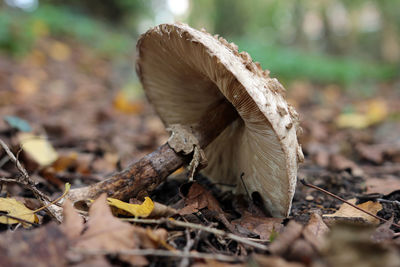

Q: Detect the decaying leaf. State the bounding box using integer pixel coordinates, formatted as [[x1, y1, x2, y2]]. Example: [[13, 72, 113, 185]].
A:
[[269, 220, 303, 255], [107, 196, 154, 218], [74, 194, 169, 266], [0, 223, 68, 266], [366, 176, 400, 195], [302, 213, 329, 249], [323, 199, 382, 225], [62, 199, 84, 240], [0, 197, 38, 227], [18, 132, 58, 167], [371, 218, 395, 243], [179, 183, 223, 215], [232, 212, 283, 240]]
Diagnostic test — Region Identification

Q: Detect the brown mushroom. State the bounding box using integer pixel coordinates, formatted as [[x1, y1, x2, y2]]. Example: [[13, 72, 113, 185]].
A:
[[67, 23, 303, 218]]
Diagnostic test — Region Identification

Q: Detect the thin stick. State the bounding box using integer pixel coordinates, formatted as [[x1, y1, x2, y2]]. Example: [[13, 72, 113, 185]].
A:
[[72, 248, 243, 262], [300, 179, 400, 229], [123, 218, 268, 250]]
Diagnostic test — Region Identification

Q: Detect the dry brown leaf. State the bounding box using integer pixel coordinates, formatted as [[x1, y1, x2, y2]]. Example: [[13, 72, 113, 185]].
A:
[[329, 154, 364, 177], [366, 176, 400, 195], [179, 183, 223, 215], [232, 212, 283, 240], [323, 199, 382, 225], [75, 194, 148, 266], [302, 212, 329, 249], [62, 199, 84, 240], [371, 218, 395, 243], [269, 220, 303, 255], [0, 223, 67, 266]]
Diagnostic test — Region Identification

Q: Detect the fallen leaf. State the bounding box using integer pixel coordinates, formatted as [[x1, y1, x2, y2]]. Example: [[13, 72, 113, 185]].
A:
[[356, 143, 384, 164], [269, 220, 303, 255], [62, 199, 84, 240], [18, 132, 58, 167], [107, 196, 154, 218], [336, 113, 369, 129], [302, 212, 329, 249], [0, 223, 67, 266], [323, 199, 382, 225], [232, 212, 283, 240], [113, 90, 144, 114], [365, 176, 400, 195], [371, 218, 395, 243], [76, 194, 149, 266], [49, 41, 71, 62], [0, 197, 38, 227], [4, 115, 32, 132], [336, 99, 388, 129], [329, 154, 364, 177], [179, 183, 223, 215]]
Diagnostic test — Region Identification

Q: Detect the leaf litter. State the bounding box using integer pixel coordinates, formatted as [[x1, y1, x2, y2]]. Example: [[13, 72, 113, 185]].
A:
[[0, 36, 400, 266]]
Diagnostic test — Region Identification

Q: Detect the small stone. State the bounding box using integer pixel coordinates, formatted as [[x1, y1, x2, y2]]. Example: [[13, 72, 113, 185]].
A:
[[306, 195, 314, 201]]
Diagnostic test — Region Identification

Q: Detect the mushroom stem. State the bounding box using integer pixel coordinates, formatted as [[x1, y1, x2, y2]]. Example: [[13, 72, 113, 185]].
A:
[[67, 100, 238, 202]]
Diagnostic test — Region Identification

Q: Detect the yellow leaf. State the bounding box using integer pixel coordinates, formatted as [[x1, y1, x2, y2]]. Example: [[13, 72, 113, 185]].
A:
[[0, 198, 38, 227], [366, 99, 388, 125], [113, 90, 144, 114], [107, 197, 154, 218], [336, 99, 389, 129], [336, 113, 369, 129], [49, 41, 71, 62], [18, 133, 58, 167]]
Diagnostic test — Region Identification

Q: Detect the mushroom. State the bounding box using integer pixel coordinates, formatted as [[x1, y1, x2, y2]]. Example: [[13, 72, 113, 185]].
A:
[[67, 23, 303, 218]]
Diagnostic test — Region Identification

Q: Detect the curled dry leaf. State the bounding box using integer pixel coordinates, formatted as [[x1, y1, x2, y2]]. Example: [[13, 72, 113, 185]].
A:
[[323, 199, 383, 225], [107, 196, 154, 218]]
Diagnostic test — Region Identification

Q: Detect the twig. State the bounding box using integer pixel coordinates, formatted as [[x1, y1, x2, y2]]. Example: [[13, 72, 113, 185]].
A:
[[72, 248, 243, 262], [0, 213, 40, 227], [377, 198, 400, 208], [179, 229, 194, 267], [300, 179, 400, 229], [123, 218, 269, 250]]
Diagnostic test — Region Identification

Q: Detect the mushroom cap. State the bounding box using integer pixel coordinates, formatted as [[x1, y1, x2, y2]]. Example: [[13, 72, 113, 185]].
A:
[[136, 23, 303, 217]]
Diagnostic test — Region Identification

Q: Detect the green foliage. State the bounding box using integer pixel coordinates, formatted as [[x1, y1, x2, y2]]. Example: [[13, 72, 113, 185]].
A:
[[0, 5, 133, 58], [235, 38, 398, 85]]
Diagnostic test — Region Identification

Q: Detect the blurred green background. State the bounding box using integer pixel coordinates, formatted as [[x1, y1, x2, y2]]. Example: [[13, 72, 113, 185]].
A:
[[1, 0, 399, 90]]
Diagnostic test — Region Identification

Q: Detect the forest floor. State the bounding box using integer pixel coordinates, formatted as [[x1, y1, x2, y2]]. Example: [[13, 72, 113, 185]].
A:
[[0, 37, 400, 267]]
